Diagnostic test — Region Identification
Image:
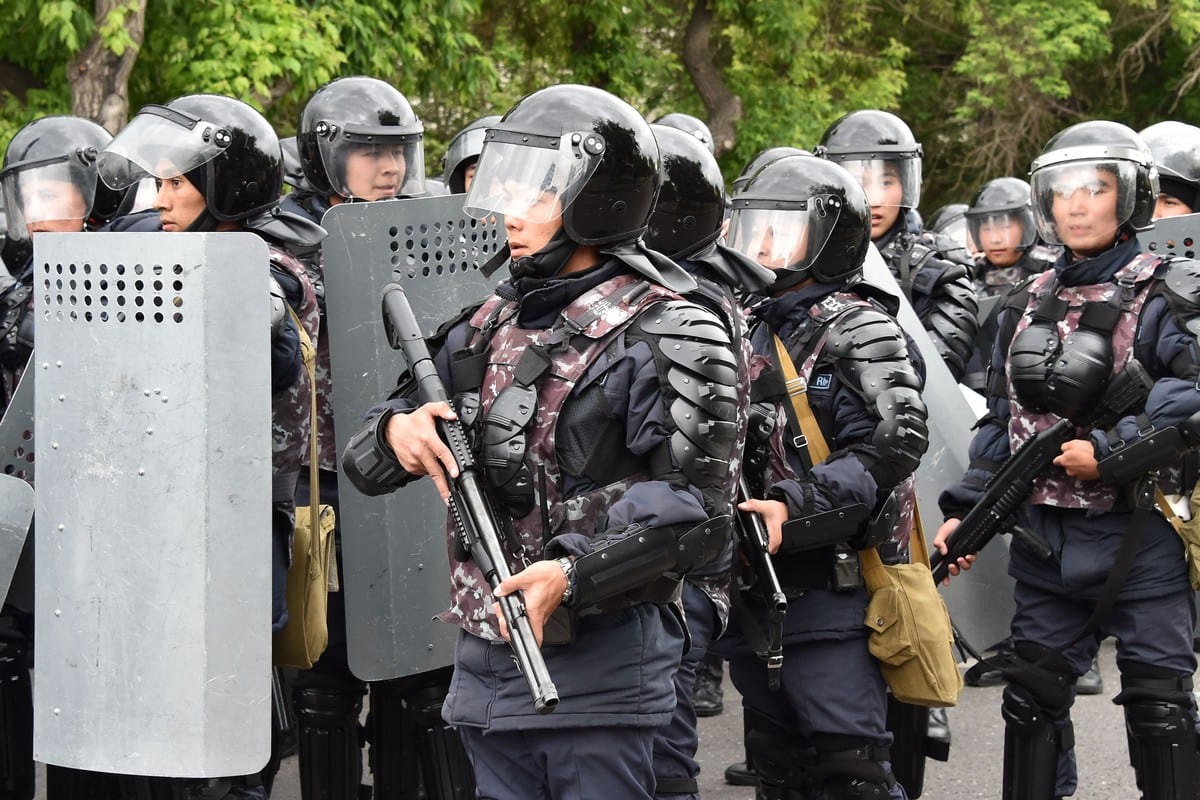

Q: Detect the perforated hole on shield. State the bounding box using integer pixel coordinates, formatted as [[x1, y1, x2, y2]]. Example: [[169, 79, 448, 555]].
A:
[[0, 424, 33, 481], [42, 262, 186, 324], [389, 215, 502, 281]]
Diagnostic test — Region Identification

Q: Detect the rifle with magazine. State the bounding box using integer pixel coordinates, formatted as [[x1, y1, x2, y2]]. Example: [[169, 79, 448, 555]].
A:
[[380, 282, 559, 714]]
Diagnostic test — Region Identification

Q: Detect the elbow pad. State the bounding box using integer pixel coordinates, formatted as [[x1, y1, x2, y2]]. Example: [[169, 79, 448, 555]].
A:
[[341, 409, 409, 496], [1097, 410, 1200, 484], [572, 516, 732, 608]]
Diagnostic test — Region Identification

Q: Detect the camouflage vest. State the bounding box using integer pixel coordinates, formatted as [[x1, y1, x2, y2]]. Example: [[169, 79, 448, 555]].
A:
[[440, 273, 681, 640], [269, 245, 321, 505], [757, 292, 918, 553], [1006, 252, 1160, 511]]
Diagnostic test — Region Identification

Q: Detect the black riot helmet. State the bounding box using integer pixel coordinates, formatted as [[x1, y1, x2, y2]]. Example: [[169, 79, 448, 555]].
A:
[[815, 110, 923, 210], [1028, 120, 1158, 246], [100, 94, 283, 222], [2, 116, 124, 245], [645, 123, 725, 259], [731, 146, 808, 196], [927, 203, 976, 261], [1139, 121, 1200, 213], [653, 112, 715, 154], [965, 177, 1036, 251], [441, 114, 501, 194], [727, 154, 871, 291], [464, 84, 661, 247], [298, 76, 425, 200]]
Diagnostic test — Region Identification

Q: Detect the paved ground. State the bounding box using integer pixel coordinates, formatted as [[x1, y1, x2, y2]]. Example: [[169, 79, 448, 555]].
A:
[[34, 638, 1152, 798]]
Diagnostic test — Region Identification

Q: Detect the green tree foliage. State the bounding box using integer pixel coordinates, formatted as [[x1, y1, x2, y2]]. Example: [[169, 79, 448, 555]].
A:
[[4, 0, 1200, 212]]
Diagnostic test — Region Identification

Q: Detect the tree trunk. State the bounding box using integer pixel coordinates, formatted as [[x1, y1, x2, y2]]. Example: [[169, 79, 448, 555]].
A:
[[681, 0, 742, 156], [69, 0, 148, 134]]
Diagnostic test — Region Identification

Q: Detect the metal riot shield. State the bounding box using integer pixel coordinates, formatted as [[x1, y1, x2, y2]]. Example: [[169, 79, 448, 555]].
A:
[[0, 367, 35, 609], [862, 244, 1015, 651], [1139, 211, 1200, 257], [32, 232, 272, 777], [321, 196, 504, 681]]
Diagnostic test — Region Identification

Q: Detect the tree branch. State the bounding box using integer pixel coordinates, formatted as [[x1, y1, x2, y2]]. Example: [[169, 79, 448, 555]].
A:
[[681, 0, 741, 156], [69, 0, 147, 133]]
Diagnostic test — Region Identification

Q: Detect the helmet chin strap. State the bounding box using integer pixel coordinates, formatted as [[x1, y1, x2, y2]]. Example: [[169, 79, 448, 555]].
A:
[[508, 226, 580, 280]]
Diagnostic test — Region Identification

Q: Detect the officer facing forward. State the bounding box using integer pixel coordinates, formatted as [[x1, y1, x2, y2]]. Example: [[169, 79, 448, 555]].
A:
[[816, 110, 979, 383], [725, 153, 929, 800], [341, 84, 742, 800], [936, 121, 1200, 799]]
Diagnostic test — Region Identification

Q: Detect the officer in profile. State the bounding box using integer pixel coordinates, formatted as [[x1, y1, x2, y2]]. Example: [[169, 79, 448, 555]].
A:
[[1140, 120, 1200, 220], [816, 110, 979, 384], [725, 152, 929, 799], [100, 92, 320, 800], [937, 121, 1200, 799], [342, 83, 742, 800], [441, 113, 502, 195]]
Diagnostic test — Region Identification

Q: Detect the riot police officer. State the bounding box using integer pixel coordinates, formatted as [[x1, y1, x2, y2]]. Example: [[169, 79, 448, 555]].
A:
[[926, 203, 976, 264], [441, 114, 501, 195], [731, 146, 809, 196], [644, 121, 774, 799], [653, 112, 716, 154], [936, 120, 1200, 799], [341, 83, 742, 800], [816, 110, 979, 383], [965, 177, 1053, 299], [1140, 121, 1200, 220], [99, 92, 321, 800], [724, 152, 929, 799], [283, 74, 476, 800], [0, 115, 127, 800]]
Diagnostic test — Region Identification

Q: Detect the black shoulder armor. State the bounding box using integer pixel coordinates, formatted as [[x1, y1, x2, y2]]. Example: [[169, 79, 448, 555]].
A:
[[924, 271, 979, 381], [825, 307, 929, 487], [637, 300, 741, 494], [1157, 257, 1200, 317]]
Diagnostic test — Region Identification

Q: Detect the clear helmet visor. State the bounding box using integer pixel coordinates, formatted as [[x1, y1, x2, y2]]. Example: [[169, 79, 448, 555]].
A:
[[726, 198, 841, 273], [1030, 159, 1136, 246], [1, 158, 96, 241], [839, 158, 921, 209], [319, 126, 425, 199], [463, 131, 605, 223], [938, 217, 978, 256], [98, 106, 227, 190], [966, 210, 1036, 251]]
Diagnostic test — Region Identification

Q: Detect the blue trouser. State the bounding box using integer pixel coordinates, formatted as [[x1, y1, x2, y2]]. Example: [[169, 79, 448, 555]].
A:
[[729, 633, 907, 799], [459, 725, 656, 800], [652, 581, 715, 799], [1010, 580, 1198, 797]]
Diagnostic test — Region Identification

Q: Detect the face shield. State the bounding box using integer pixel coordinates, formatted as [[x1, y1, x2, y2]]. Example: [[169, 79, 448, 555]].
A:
[[726, 195, 843, 273], [314, 121, 425, 199], [463, 129, 605, 223], [1, 155, 97, 241], [966, 209, 1035, 252], [98, 105, 231, 191], [1030, 158, 1137, 246], [837, 158, 921, 210]]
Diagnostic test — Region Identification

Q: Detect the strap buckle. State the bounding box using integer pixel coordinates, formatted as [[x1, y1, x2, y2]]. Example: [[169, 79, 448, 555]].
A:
[[791, 433, 809, 450]]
